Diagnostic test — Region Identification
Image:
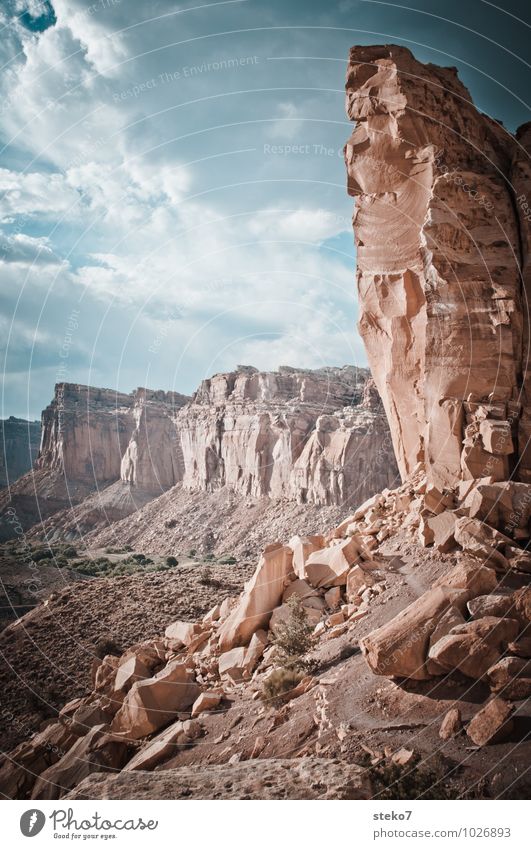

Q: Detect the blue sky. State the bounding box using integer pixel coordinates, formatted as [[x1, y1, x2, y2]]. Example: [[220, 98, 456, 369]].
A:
[[0, 0, 529, 417]]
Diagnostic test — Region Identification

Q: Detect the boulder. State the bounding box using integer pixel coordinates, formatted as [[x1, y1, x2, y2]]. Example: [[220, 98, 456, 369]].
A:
[[466, 698, 514, 746], [242, 629, 268, 674], [191, 691, 222, 718], [507, 637, 531, 658], [282, 578, 318, 603], [428, 617, 520, 679], [115, 655, 151, 694], [111, 662, 200, 739], [31, 724, 129, 799], [164, 621, 201, 646], [487, 657, 531, 700], [426, 511, 457, 552], [424, 486, 453, 515], [0, 722, 77, 799], [439, 707, 462, 740], [426, 606, 466, 675], [433, 561, 498, 596], [360, 586, 469, 680], [467, 593, 514, 620], [217, 543, 294, 650], [346, 562, 378, 601], [512, 587, 531, 625], [218, 647, 247, 681], [454, 518, 512, 571], [305, 536, 367, 588], [123, 721, 189, 771], [324, 586, 342, 609], [288, 535, 324, 578]]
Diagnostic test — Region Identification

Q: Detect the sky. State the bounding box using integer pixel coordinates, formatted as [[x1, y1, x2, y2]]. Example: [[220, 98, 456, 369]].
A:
[[0, 0, 529, 418]]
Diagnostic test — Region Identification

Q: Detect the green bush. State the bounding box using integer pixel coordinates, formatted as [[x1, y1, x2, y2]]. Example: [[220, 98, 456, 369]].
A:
[[63, 546, 78, 558], [32, 548, 54, 561], [166, 556, 178, 567]]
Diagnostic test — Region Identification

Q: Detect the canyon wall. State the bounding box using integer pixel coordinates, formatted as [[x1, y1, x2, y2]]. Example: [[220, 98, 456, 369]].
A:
[[0, 417, 40, 488], [345, 45, 531, 490], [0, 367, 398, 541]]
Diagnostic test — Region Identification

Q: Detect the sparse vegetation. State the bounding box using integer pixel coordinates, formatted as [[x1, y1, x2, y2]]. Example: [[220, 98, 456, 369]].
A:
[[218, 554, 237, 565], [166, 556, 178, 567], [261, 667, 305, 705], [270, 596, 317, 672], [94, 636, 123, 659]]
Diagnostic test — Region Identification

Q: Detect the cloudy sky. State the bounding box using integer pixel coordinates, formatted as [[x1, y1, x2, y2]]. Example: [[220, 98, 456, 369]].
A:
[[1, 0, 529, 418]]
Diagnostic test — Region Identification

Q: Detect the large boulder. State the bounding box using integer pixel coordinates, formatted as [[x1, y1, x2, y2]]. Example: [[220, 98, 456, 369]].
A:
[[360, 586, 469, 680], [31, 724, 129, 800], [0, 722, 78, 799], [218, 543, 294, 650], [111, 662, 200, 739], [467, 593, 514, 620], [428, 616, 520, 679], [433, 560, 498, 596], [487, 656, 531, 700], [288, 535, 324, 578], [305, 536, 367, 588], [453, 518, 513, 571], [123, 721, 193, 771], [466, 698, 514, 746]]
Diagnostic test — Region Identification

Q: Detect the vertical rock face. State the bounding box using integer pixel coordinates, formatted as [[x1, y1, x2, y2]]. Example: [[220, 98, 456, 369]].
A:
[[176, 366, 397, 506], [0, 417, 40, 488], [345, 45, 530, 489]]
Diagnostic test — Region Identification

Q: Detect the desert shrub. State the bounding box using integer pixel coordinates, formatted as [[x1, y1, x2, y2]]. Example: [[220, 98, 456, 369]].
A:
[[94, 636, 123, 659], [73, 560, 100, 576], [369, 757, 460, 801], [166, 556, 178, 567], [188, 548, 197, 557], [261, 667, 304, 706], [218, 554, 237, 565], [32, 548, 54, 561], [199, 563, 212, 585], [131, 553, 147, 563], [62, 545, 78, 558], [271, 596, 317, 671]]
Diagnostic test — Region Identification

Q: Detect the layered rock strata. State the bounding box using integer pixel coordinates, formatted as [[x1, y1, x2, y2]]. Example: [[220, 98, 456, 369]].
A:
[[1, 367, 398, 541], [345, 44, 531, 489]]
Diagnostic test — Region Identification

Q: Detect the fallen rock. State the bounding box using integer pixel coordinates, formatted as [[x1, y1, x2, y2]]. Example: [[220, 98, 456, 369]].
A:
[[426, 511, 457, 552], [345, 562, 378, 601], [391, 748, 415, 766], [466, 698, 514, 746], [115, 655, 151, 694], [305, 536, 367, 588], [243, 629, 268, 674], [111, 662, 200, 739], [439, 707, 462, 740], [487, 656, 531, 700], [507, 637, 531, 658], [288, 535, 324, 578], [164, 621, 201, 646], [467, 593, 514, 620], [454, 518, 512, 571], [428, 617, 520, 679], [433, 561, 498, 596], [191, 691, 222, 718], [360, 586, 469, 680], [31, 724, 129, 799], [123, 721, 188, 771], [218, 543, 294, 650], [218, 646, 247, 681], [324, 586, 342, 608], [0, 722, 78, 799]]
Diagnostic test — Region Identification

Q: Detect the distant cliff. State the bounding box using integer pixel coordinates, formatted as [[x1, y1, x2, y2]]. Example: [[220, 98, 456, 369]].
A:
[[0, 417, 41, 488], [0, 367, 398, 541]]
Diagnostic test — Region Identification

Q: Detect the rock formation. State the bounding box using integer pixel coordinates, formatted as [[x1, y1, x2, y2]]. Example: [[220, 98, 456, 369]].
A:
[[0, 417, 40, 488], [1, 367, 397, 542], [345, 44, 531, 489]]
